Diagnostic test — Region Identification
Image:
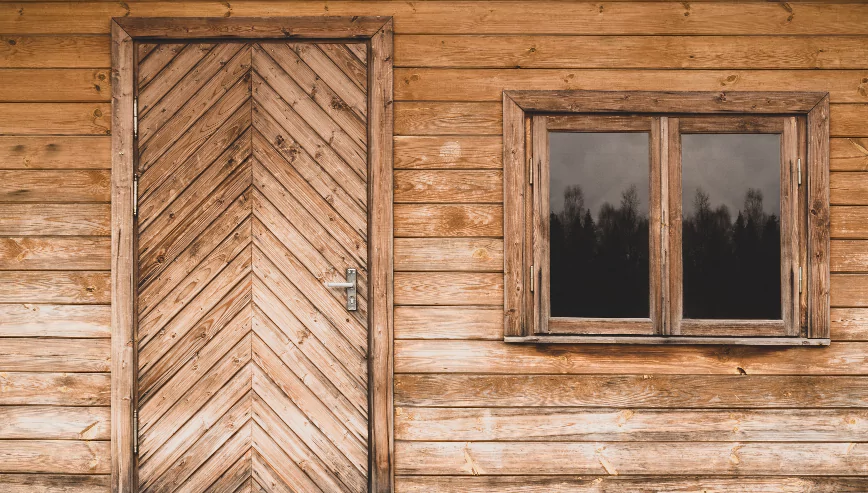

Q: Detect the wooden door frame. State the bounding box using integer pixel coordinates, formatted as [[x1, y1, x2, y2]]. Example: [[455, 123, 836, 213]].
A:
[[110, 17, 394, 492]]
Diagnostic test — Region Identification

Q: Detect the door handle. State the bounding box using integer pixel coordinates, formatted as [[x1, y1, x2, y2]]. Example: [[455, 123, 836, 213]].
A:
[[326, 268, 357, 311]]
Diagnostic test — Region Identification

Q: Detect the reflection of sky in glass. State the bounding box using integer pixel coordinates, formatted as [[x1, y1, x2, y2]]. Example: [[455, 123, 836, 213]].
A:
[[549, 132, 649, 217], [682, 134, 780, 219]]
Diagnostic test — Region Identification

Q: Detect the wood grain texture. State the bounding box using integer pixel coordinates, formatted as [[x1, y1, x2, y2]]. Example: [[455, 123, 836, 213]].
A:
[[394, 136, 502, 169], [0, 338, 110, 372], [0, 372, 109, 406], [0, 170, 109, 202], [396, 68, 868, 103], [395, 340, 868, 375], [0, 136, 110, 169], [395, 306, 502, 340], [0, 204, 109, 236], [395, 272, 503, 306], [0, 304, 110, 338], [0, 103, 110, 135], [831, 138, 868, 171], [395, 476, 868, 493], [0, 271, 109, 303], [0, 237, 109, 270], [0, 406, 110, 440], [395, 238, 503, 272], [0, 440, 110, 474], [0, 35, 109, 68], [123, 28, 394, 491], [5, 3, 868, 35], [396, 35, 868, 69], [394, 170, 502, 203], [396, 407, 868, 442], [0, 69, 110, 101], [0, 474, 109, 493], [394, 204, 502, 237]]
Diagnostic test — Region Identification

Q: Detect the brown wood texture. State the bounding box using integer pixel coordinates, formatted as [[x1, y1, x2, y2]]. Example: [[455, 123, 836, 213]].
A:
[[1, 3, 866, 491], [123, 24, 392, 490]]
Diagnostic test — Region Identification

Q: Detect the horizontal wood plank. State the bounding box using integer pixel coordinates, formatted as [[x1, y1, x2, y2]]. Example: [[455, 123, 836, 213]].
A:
[[0, 304, 110, 338], [0, 272, 110, 304], [0, 372, 109, 406], [395, 272, 503, 306], [396, 407, 868, 442], [0, 204, 110, 236], [395, 476, 868, 493], [5, 3, 868, 35], [831, 274, 868, 307], [395, 204, 502, 237], [0, 171, 110, 202], [832, 240, 868, 273], [395, 102, 865, 137], [396, 36, 868, 69], [0, 36, 108, 68], [397, 68, 868, 104], [396, 374, 868, 408], [0, 440, 109, 474], [395, 306, 502, 340], [0, 474, 109, 493], [397, 441, 868, 475], [395, 238, 503, 272], [394, 136, 502, 170], [395, 102, 500, 135], [394, 170, 502, 203], [0, 237, 110, 270], [832, 308, 868, 341], [0, 69, 110, 101], [395, 340, 868, 375], [0, 103, 111, 135], [0, 136, 111, 169], [0, 406, 109, 440], [831, 172, 868, 205], [0, 338, 109, 372], [832, 138, 868, 171]]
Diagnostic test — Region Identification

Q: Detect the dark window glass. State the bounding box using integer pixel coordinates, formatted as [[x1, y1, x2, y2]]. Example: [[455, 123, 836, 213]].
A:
[[681, 134, 781, 320], [549, 132, 650, 318]]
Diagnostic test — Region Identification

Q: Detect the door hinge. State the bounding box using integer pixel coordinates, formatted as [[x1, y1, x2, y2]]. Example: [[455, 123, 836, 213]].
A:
[[530, 264, 535, 293], [799, 267, 803, 294], [528, 157, 533, 185], [133, 98, 138, 138], [133, 174, 138, 217], [133, 409, 139, 456], [797, 158, 802, 186]]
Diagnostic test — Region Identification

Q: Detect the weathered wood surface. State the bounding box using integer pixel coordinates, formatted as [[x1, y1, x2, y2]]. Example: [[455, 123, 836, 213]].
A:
[[396, 35, 868, 69], [1, 1, 867, 489], [396, 476, 868, 493], [395, 340, 868, 374], [0, 237, 110, 270], [0, 136, 110, 169], [0, 406, 110, 440], [0, 440, 110, 474], [0, 170, 109, 202], [0, 474, 109, 493], [5, 3, 868, 35], [0, 304, 110, 338], [0, 372, 109, 406], [134, 40, 371, 492], [396, 407, 868, 441], [0, 338, 110, 372]]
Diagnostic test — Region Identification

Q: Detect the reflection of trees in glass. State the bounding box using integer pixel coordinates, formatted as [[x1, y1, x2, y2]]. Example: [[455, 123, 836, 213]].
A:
[[550, 185, 649, 317], [682, 187, 781, 319], [549, 185, 782, 320]]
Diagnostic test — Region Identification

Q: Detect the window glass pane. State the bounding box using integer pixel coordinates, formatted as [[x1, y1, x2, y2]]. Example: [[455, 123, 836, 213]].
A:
[[549, 132, 650, 318], [681, 134, 781, 320]]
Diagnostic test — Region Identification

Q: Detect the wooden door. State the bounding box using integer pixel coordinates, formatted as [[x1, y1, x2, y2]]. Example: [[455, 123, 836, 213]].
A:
[[134, 40, 369, 492]]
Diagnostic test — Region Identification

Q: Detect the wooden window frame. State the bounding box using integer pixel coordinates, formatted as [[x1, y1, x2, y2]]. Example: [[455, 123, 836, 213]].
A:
[[111, 17, 395, 492], [503, 91, 830, 346]]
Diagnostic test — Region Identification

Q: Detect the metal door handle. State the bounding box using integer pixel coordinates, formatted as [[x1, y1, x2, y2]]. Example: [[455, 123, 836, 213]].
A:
[[326, 268, 357, 311]]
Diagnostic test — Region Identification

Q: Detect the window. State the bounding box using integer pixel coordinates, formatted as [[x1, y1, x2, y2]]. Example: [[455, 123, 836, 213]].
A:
[[503, 91, 830, 345]]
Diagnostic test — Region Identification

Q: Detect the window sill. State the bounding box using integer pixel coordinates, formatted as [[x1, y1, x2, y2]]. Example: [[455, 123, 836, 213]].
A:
[[505, 335, 830, 346]]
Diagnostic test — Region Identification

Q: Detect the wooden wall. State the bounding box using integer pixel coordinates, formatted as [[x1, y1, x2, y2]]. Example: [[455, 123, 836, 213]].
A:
[[1, 2, 868, 492]]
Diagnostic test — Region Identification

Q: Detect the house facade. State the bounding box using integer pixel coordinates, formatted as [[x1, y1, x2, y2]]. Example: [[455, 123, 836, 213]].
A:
[[1, 2, 868, 492]]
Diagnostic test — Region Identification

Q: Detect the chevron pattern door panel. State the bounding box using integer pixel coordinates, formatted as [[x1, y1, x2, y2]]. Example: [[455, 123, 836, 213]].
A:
[[135, 41, 369, 492]]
